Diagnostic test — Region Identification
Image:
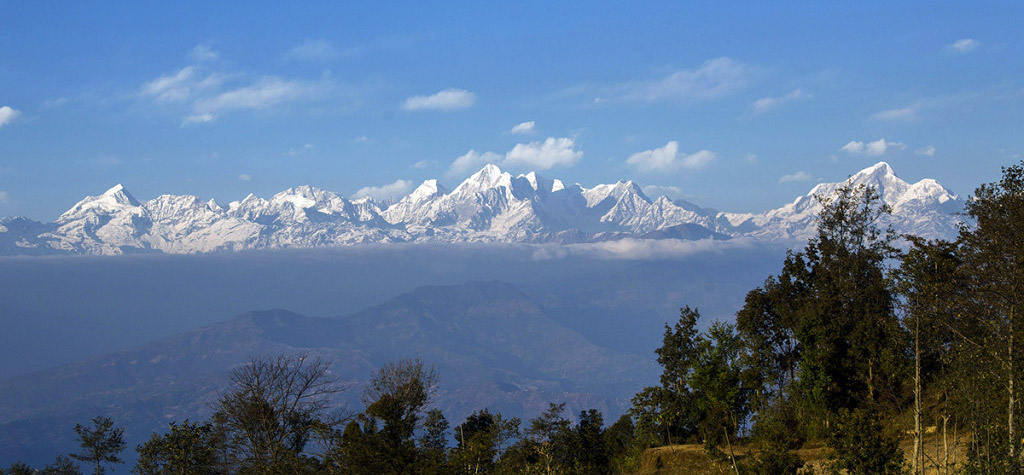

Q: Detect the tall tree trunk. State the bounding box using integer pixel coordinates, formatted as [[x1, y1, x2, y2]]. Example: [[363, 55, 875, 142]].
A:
[[1010, 304, 1016, 460], [914, 310, 922, 475]]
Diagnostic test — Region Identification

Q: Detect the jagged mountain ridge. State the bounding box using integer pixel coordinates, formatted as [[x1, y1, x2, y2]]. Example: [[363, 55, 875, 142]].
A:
[[0, 162, 961, 255]]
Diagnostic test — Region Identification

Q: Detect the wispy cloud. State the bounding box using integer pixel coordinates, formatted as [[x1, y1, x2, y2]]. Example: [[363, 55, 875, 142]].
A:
[[0, 191, 8, 204], [238, 174, 252, 181], [751, 89, 810, 114], [286, 144, 316, 158], [579, 57, 758, 104], [872, 106, 918, 122], [840, 138, 906, 156], [404, 88, 476, 111], [915, 145, 936, 157], [626, 141, 715, 173], [352, 179, 413, 201], [946, 38, 980, 54], [629, 57, 756, 101], [413, 159, 435, 169], [778, 171, 812, 183], [0, 106, 22, 128], [288, 39, 338, 60], [141, 45, 338, 125], [642, 185, 685, 199], [509, 121, 535, 135], [193, 77, 324, 115], [190, 44, 218, 62]]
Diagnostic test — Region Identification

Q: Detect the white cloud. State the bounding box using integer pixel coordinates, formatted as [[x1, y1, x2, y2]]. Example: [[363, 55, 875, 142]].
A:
[[238, 174, 252, 181], [751, 89, 810, 113], [182, 113, 214, 126], [447, 137, 583, 176], [872, 106, 917, 121], [352, 179, 413, 201], [778, 171, 813, 183], [915, 145, 936, 157], [642, 185, 685, 199], [190, 44, 218, 62], [504, 137, 583, 170], [448, 150, 503, 177], [509, 121, 536, 135], [404, 88, 476, 111], [142, 66, 196, 102], [0, 106, 22, 128], [0, 191, 8, 203], [840, 138, 906, 156], [288, 39, 338, 60], [626, 141, 715, 173], [946, 38, 980, 54], [623, 57, 758, 102], [193, 77, 325, 117], [413, 159, 434, 169]]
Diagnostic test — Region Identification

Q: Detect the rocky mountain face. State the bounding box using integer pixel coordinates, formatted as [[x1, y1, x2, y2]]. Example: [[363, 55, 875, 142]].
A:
[[0, 162, 962, 255]]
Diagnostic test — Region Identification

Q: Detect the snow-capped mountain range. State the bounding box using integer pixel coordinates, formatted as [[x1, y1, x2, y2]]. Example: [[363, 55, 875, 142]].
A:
[[0, 162, 962, 255]]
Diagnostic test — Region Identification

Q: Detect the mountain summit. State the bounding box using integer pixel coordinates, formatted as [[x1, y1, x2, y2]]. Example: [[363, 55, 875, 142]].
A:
[[0, 162, 962, 255]]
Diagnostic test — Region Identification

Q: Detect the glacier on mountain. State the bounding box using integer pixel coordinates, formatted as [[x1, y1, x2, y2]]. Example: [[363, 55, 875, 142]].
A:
[[0, 162, 963, 255]]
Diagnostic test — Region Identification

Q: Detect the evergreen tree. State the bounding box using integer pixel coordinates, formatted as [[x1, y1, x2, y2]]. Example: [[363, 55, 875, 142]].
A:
[[70, 416, 126, 475]]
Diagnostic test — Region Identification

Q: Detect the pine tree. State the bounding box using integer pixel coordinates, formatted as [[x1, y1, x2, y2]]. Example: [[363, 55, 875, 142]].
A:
[[70, 416, 126, 475]]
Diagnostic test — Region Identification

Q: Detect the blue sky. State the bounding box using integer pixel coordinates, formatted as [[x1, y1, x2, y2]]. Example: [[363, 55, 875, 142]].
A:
[[1, 1, 1022, 219]]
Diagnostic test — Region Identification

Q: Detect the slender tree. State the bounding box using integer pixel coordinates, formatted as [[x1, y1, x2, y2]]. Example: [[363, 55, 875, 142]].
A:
[[958, 160, 1024, 466], [70, 416, 126, 475]]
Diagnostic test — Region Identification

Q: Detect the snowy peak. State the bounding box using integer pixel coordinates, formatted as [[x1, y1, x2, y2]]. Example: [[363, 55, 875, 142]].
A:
[[58, 184, 142, 221], [6, 162, 964, 255], [408, 179, 449, 202], [454, 164, 512, 195], [583, 180, 649, 208]]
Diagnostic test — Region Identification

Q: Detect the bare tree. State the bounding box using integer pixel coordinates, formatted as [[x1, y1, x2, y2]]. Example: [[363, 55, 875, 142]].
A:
[[213, 353, 347, 471]]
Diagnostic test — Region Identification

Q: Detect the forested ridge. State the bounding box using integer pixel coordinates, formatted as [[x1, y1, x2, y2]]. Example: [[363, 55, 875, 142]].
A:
[[6, 160, 1024, 474]]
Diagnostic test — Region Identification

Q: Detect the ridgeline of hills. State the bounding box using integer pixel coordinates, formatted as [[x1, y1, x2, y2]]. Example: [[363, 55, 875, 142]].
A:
[[0, 162, 960, 255], [0, 281, 657, 466]]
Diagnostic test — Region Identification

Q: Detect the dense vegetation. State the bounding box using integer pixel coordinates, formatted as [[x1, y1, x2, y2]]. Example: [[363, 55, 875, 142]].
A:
[[5, 160, 1024, 474]]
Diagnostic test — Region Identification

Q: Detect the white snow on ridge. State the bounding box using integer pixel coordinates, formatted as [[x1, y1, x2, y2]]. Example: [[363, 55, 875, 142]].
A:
[[3, 162, 963, 255]]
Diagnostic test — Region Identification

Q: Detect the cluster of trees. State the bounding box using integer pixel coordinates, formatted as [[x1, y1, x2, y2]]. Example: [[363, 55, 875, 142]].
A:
[[7, 160, 1024, 475], [3, 356, 642, 474], [631, 161, 1024, 474]]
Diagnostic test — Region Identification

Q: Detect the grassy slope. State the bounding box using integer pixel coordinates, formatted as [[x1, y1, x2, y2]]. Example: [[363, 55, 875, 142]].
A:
[[630, 429, 967, 474]]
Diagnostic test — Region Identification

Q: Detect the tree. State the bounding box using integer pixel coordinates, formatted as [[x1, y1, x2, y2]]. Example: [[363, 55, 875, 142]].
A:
[[333, 357, 439, 474], [690, 321, 748, 472], [826, 406, 904, 475], [133, 421, 219, 475], [70, 416, 126, 475], [212, 353, 344, 473], [789, 184, 905, 430], [40, 456, 83, 475], [958, 160, 1024, 466], [417, 409, 450, 474], [896, 237, 962, 474], [449, 409, 520, 474], [525, 403, 571, 473], [630, 306, 703, 445]]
